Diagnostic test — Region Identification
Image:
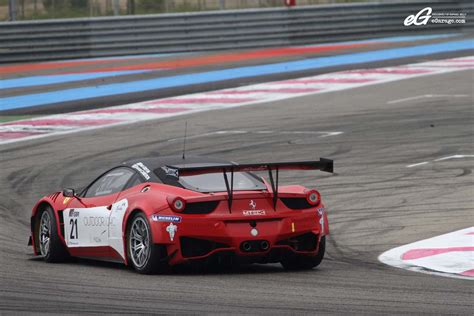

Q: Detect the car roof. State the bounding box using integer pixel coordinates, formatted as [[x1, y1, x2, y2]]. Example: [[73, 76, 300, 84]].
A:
[[122, 155, 232, 170], [122, 155, 234, 183]]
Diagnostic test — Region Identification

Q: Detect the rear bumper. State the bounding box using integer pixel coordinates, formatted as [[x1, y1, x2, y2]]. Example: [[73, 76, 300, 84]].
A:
[[150, 210, 327, 265], [175, 232, 323, 265]]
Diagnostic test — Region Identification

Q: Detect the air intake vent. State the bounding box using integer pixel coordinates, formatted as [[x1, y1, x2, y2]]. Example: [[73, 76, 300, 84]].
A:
[[58, 210, 65, 237], [277, 232, 318, 251], [183, 201, 219, 214], [280, 198, 313, 210], [180, 237, 229, 258]]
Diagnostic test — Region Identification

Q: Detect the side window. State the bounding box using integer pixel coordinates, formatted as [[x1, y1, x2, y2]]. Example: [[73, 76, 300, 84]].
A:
[[84, 168, 136, 198], [123, 174, 143, 191]]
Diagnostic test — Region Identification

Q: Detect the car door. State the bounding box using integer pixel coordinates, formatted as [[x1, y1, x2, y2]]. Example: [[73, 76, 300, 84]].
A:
[[63, 167, 137, 255]]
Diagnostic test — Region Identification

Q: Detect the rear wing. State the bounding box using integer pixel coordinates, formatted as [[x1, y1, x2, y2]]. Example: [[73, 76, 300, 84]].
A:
[[165, 158, 333, 211], [166, 158, 333, 177]]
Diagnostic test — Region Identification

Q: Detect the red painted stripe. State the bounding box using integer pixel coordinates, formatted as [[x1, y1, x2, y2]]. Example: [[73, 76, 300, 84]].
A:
[[0, 131, 44, 139], [272, 78, 375, 84], [0, 58, 142, 75], [466, 232, 474, 235], [209, 88, 321, 94], [4, 118, 120, 126], [66, 43, 374, 74], [82, 107, 190, 114], [147, 98, 255, 104], [1, 42, 375, 75], [460, 269, 474, 276], [402, 247, 474, 260], [347, 68, 432, 75]]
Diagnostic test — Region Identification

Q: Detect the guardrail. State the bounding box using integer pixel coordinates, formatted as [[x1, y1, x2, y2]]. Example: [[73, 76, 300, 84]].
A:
[[0, 0, 472, 63]]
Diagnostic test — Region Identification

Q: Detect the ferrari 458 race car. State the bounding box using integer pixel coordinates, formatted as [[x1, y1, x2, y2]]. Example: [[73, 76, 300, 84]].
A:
[[29, 156, 333, 274]]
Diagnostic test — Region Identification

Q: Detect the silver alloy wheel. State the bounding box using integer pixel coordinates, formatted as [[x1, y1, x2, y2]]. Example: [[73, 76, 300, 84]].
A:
[[39, 211, 51, 256], [129, 217, 151, 269]]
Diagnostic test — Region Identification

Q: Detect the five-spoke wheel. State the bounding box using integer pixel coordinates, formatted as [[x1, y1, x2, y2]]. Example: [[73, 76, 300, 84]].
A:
[[129, 216, 151, 269], [126, 213, 168, 274], [35, 206, 69, 262], [39, 211, 51, 256]]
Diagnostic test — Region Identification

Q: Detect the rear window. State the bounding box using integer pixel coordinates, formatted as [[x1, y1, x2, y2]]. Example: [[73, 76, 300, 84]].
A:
[[179, 172, 266, 193], [154, 166, 266, 193]]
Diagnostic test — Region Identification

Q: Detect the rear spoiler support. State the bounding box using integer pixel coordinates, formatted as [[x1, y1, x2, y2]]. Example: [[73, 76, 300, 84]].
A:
[[222, 168, 234, 212], [167, 158, 333, 212], [268, 167, 279, 210]]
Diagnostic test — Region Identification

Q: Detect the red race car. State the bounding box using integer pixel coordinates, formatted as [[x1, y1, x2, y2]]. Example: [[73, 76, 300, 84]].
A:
[[29, 156, 333, 274]]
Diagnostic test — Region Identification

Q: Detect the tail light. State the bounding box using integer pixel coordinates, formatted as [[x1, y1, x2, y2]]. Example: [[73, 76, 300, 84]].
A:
[[305, 189, 321, 206], [167, 196, 186, 213]]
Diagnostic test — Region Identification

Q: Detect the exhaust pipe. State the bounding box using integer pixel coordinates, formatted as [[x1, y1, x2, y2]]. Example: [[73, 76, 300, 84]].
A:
[[260, 240, 270, 251], [242, 242, 252, 252]]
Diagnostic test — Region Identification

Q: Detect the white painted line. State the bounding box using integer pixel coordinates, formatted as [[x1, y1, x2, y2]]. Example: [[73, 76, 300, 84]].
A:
[[407, 162, 429, 168], [434, 155, 474, 161], [388, 94, 470, 104], [406, 154, 474, 167], [379, 227, 474, 280], [166, 130, 344, 142]]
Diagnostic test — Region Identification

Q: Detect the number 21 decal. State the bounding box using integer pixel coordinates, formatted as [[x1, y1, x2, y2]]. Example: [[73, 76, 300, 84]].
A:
[[70, 218, 78, 239]]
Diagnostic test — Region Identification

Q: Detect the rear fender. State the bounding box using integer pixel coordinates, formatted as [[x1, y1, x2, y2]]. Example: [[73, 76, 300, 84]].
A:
[[119, 193, 168, 265]]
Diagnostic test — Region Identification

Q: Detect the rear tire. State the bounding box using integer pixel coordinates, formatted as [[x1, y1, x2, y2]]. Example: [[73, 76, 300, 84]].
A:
[[126, 213, 168, 274], [281, 236, 325, 270], [36, 206, 69, 263]]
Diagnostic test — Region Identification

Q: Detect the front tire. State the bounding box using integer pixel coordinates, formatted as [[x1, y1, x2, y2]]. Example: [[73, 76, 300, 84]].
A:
[[281, 236, 325, 270], [126, 213, 168, 274], [36, 206, 69, 262]]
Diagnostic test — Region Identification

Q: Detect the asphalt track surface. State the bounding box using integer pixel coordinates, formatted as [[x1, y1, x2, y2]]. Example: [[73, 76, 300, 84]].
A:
[[1, 60, 473, 313]]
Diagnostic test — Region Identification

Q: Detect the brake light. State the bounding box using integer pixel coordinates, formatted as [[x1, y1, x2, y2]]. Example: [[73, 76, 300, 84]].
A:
[[167, 196, 186, 213], [305, 190, 321, 206]]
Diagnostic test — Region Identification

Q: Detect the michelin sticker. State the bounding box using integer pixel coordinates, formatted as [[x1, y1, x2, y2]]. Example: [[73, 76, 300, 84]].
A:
[[132, 162, 151, 180], [152, 215, 182, 223], [166, 223, 178, 241]]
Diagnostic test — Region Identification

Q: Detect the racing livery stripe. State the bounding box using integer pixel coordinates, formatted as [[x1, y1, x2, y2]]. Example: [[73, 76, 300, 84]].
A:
[[0, 56, 472, 145]]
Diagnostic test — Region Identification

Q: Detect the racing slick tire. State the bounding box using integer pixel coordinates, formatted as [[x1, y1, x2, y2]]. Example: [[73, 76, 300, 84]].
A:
[[280, 236, 325, 270], [36, 206, 69, 263], [126, 212, 168, 274]]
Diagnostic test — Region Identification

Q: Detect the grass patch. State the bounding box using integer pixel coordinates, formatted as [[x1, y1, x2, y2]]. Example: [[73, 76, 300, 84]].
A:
[[0, 115, 38, 123]]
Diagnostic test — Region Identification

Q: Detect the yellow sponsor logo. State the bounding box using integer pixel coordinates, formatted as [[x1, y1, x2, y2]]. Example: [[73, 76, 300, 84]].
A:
[[63, 197, 71, 205]]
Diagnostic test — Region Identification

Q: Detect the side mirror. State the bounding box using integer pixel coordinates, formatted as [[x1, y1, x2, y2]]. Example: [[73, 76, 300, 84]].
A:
[[63, 188, 75, 197]]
